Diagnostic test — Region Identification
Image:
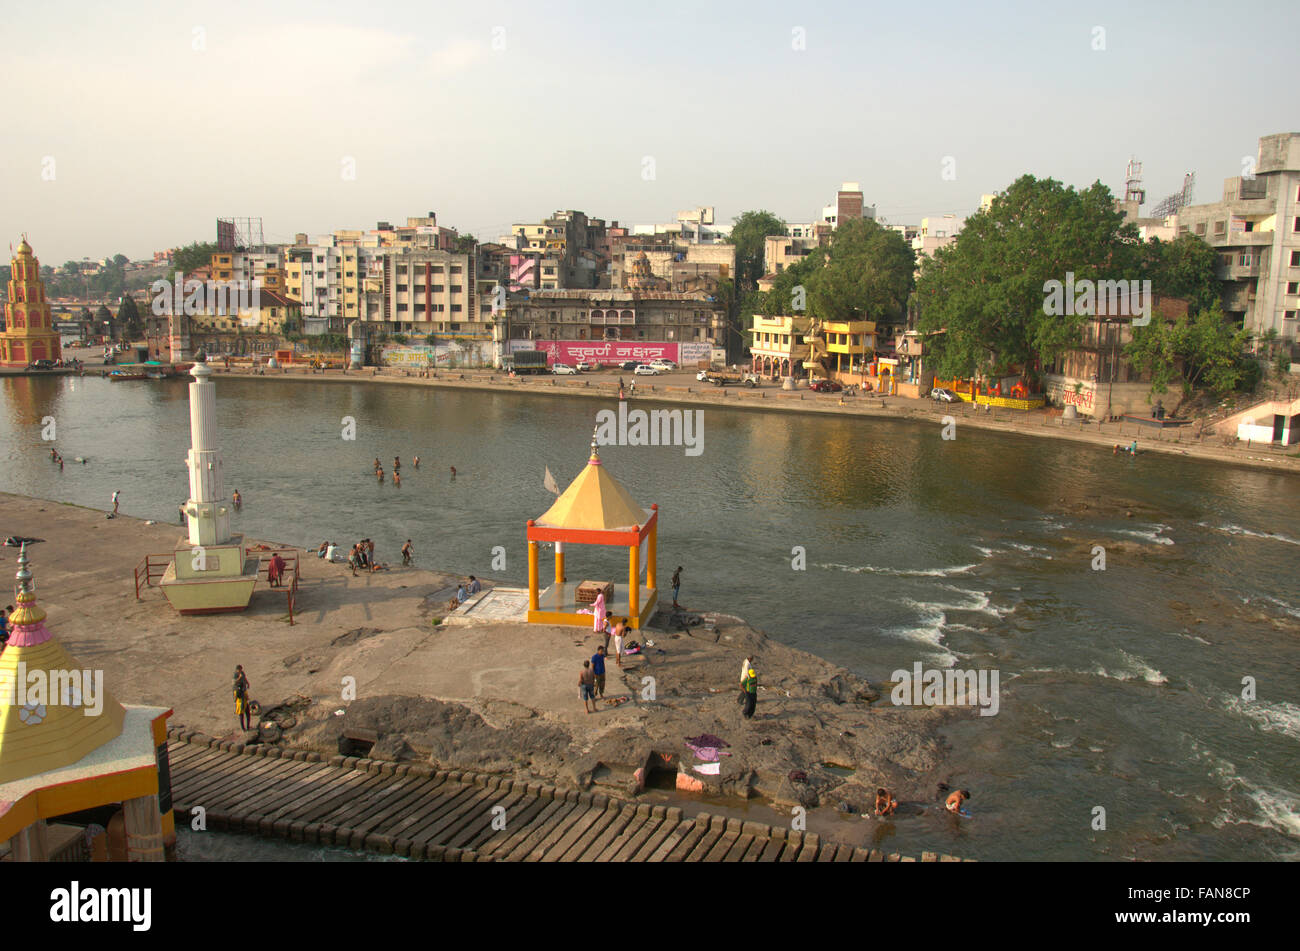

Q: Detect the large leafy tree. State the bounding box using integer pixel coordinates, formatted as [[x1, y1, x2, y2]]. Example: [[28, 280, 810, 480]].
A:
[[728, 210, 786, 290], [1136, 233, 1220, 315], [806, 218, 913, 325], [1126, 304, 1252, 404], [916, 175, 1141, 380], [172, 241, 219, 273]]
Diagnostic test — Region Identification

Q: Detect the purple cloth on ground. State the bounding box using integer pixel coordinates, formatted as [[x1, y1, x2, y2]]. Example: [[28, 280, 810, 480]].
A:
[[685, 733, 729, 749], [686, 743, 735, 762]]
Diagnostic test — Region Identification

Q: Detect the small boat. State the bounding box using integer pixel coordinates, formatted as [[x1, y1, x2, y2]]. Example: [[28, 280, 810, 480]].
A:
[[109, 369, 147, 381]]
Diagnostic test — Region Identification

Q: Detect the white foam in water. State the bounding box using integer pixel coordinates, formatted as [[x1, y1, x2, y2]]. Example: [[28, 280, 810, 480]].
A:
[[1224, 695, 1300, 742], [1261, 595, 1300, 620], [816, 561, 977, 578], [1197, 746, 1300, 843], [1112, 525, 1175, 546], [1168, 630, 1211, 645], [1197, 522, 1300, 547]]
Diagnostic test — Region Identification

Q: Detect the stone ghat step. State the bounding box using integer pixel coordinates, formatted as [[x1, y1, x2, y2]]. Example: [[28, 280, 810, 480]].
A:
[[165, 729, 969, 862]]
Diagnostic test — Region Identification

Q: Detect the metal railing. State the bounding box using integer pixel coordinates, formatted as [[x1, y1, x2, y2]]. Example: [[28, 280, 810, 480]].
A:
[[133, 553, 173, 599]]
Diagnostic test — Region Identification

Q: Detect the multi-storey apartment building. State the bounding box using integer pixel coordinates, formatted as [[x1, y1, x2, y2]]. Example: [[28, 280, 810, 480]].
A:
[[609, 234, 734, 291], [510, 210, 608, 289], [363, 248, 482, 337], [511, 289, 725, 346], [1172, 132, 1300, 341]]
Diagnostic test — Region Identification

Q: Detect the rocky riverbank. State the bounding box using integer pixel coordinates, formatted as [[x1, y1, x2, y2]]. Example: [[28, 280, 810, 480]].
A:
[[1, 492, 960, 827]]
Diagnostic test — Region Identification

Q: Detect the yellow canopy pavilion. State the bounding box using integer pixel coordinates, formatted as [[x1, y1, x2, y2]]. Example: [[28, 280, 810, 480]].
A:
[[1, 545, 173, 861], [527, 435, 659, 629]]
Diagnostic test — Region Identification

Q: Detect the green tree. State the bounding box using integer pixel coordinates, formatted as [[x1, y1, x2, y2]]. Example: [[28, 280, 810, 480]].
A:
[[760, 249, 825, 316], [806, 218, 913, 325], [1137, 234, 1220, 314], [452, 234, 477, 254], [916, 175, 1140, 380], [172, 241, 218, 273], [728, 210, 786, 290], [1125, 304, 1252, 404]]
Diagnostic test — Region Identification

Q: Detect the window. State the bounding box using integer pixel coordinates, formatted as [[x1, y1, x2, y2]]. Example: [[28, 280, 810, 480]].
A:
[[1287, 282, 1298, 295], [1291, 251, 1300, 267], [1195, 223, 1206, 235], [1285, 311, 1296, 320], [1214, 221, 1226, 236], [1240, 254, 1252, 266], [1294, 217, 1300, 233]]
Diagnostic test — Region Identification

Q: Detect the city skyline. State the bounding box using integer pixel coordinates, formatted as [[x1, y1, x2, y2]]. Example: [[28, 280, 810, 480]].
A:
[[3, 0, 1297, 263]]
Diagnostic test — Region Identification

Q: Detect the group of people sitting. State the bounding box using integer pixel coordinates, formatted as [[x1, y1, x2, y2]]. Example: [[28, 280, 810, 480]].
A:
[[450, 576, 482, 607]]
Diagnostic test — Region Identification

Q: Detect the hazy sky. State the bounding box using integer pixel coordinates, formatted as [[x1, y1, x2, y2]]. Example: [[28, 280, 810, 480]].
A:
[[3, 0, 1296, 264]]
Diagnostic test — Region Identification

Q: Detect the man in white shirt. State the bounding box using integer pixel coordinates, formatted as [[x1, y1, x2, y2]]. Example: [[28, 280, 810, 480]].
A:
[[325, 542, 340, 563]]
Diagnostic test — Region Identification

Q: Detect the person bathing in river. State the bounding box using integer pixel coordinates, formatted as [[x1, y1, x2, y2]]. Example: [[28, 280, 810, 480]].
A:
[[874, 787, 898, 817], [413, 455, 420, 469], [232, 489, 242, 509], [402, 540, 414, 566], [941, 786, 971, 815]]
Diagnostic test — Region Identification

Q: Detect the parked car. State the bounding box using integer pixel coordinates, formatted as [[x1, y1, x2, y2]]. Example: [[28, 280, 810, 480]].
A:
[[633, 364, 660, 376], [809, 379, 842, 393], [574, 360, 594, 372], [27, 359, 56, 371], [650, 358, 677, 371], [696, 369, 710, 382], [618, 360, 640, 370], [930, 387, 960, 403], [552, 363, 578, 375]]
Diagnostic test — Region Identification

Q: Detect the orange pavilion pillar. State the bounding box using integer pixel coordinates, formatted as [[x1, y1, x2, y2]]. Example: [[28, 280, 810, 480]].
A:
[[627, 544, 639, 628], [527, 523, 539, 612], [555, 541, 565, 585], [647, 505, 658, 591]]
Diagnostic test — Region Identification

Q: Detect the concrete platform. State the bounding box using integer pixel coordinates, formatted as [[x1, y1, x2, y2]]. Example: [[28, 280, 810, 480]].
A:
[[528, 582, 658, 630], [445, 586, 530, 624]]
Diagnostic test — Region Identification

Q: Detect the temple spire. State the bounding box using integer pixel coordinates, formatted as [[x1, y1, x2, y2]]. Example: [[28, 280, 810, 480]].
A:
[[9, 543, 45, 627]]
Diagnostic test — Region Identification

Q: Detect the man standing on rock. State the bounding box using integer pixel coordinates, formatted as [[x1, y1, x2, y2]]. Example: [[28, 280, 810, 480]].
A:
[[672, 566, 682, 608], [591, 646, 607, 699], [111, 489, 120, 516], [741, 666, 758, 720], [234, 665, 252, 731], [579, 660, 597, 714]]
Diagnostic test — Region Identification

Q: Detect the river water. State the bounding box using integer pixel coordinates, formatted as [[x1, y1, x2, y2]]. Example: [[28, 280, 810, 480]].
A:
[[3, 374, 1297, 862]]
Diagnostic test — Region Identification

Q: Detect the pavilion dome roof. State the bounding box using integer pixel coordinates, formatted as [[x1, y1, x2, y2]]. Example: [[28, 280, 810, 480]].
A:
[[0, 546, 127, 785], [537, 441, 648, 532]]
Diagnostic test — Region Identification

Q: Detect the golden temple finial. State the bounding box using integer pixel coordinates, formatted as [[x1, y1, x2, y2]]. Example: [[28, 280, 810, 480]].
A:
[[589, 427, 601, 463], [10, 543, 46, 626]]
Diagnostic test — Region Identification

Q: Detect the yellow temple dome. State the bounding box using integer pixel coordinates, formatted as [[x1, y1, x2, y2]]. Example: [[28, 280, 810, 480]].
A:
[[0, 545, 127, 785], [536, 434, 649, 532]]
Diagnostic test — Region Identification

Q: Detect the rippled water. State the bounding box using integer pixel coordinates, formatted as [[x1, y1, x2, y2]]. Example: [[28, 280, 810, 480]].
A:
[[3, 374, 1297, 861]]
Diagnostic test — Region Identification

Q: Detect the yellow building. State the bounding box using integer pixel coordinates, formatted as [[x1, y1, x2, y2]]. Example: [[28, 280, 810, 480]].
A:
[[1, 545, 173, 861], [803, 318, 876, 379], [1, 238, 62, 367], [749, 314, 810, 380]]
